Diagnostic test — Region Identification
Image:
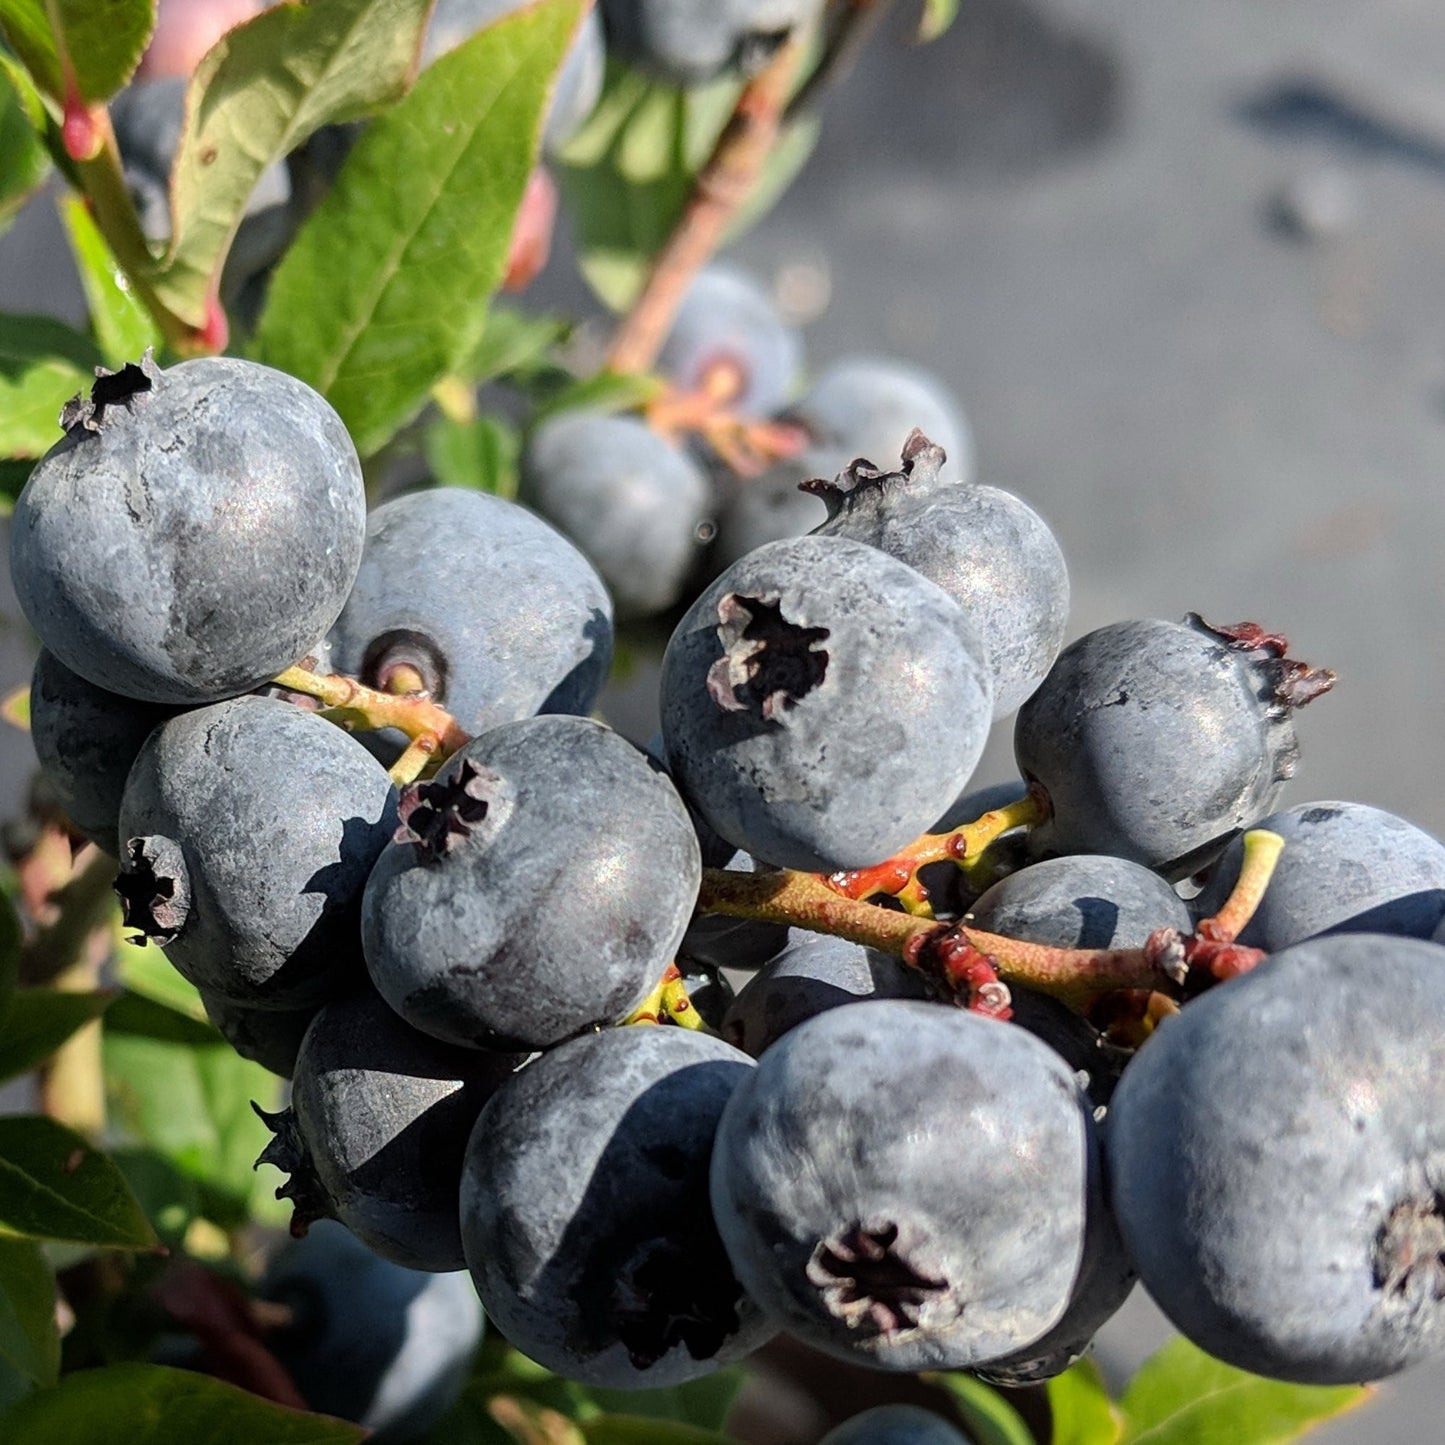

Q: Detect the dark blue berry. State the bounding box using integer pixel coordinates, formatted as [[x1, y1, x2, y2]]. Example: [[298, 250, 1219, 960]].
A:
[[1107, 933, 1445, 1383], [710, 999, 1097, 1370], [12, 354, 365, 704], [259, 1220, 482, 1442], [256, 991, 522, 1272], [1014, 615, 1334, 878], [116, 694, 396, 1009], [362, 715, 701, 1051], [660, 535, 994, 872], [326, 487, 613, 738], [460, 1026, 773, 1386]]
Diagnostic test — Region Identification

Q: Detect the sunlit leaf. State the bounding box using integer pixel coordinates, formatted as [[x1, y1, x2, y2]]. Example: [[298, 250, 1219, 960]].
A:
[[254, 0, 585, 455]]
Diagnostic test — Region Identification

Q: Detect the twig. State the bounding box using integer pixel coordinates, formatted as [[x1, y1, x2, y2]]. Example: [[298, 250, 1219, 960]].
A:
[[606, 37, 806, 376]]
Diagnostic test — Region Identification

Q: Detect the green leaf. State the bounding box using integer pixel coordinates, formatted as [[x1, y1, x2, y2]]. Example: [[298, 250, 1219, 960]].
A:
[[0, 312, 101, 459], [0, 1236, 59, 1400], [531, 367, 663, 423], [254, 0, 585, 457], [0, 988, 115, 1083], [0, 892, 20, 1026], [58, 193, 161, 366], [54, 0, 154, 103], [928, 1373, 1035, 1445], [1117, 1336, 1373, 1445], [149, 0, 434, 327], [586, 1371, 744, 1432], [104, 990, 220, 1048], [0, 1, 61, 102], [0, 1361, 369, 1442], [110, 935, 207, 1023], [104, 1030, 284, 1227], [554, 60, 814, 314], [425, 414, 520, 498], [582, 1419, 734, 1445], [0, 54, 49, 236], [454, 305, 569, 387], [0, 0, 153, 104], [1049, 1359, 1124, 1445], [0, 1115, 158, 1249], [554, 62, 733, 313], [0, 458, 32, 515], [918, 0, 960, 42], [109, 1147, 200, 1250]]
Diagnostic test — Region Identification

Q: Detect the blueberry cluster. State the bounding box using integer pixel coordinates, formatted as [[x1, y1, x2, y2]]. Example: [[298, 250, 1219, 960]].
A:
[[520, 263, 982, 621], [21, 338, 1445, 1416]]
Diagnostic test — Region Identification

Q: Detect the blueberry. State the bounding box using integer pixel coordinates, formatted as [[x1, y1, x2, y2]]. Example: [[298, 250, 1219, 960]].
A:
[[599, 0, 827, 84], [818, 1405, 975, 1445], [326, 487, 613, 738], [714, 355, 973, 569], [710, 999, 1097, 1370], [28, 648, 180, 854], [199, 989, 319, 1079], [362, 715, 701, 1051], [116, 694, 396, 1010], [1191, 801, 1445, 948], [256, 991, 522, 1272], [1107, 933, 1445, 1383], [660, 535, 994, 872], [11, 354, 365, 705], [658, 264, 803, 418], [808, 434, 1068, 717], [1004, 987, 1130, 1115], [967, 854, 1192, 950], [258, 1220, 482, 1443], [721, 929, 931, 1056], [460, 1026, 774, 1387], [520, 412, 712, 619], [974, 1151, 1135, 1386], [424, 0, 604, 153], [1014, 615, 1333, 878], [798, 356, 972, 486]]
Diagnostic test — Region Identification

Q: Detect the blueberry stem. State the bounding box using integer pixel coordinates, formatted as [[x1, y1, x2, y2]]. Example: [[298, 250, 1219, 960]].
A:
[[825, 791, 1049, 916], [697, 866, 1182, 1004], [625, 963, 710, 1031], [647, 380, 808, 477], [607, 37, 805, 376], [1196, 829, 1285, 943], [273, 664, 472, 782]]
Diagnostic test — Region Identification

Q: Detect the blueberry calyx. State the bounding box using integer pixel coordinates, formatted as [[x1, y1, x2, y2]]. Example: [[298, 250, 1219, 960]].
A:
[[1187, 613, 1337, 714], [59, 347, 161, 434], [805, 1221, 950, 1335], [253, 1103, 330, 1238], [800, 428, 949, 520], [613, 1234, 745, 1369], [395, 759, 500, 861], [1373, 1188, 1445, 1305], [114, 834, 190, 944], [706, 592, 829, 721]]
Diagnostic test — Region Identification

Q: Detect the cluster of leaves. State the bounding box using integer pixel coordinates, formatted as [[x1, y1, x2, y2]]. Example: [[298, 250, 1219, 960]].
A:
[[0, 0, 1392, 1439]]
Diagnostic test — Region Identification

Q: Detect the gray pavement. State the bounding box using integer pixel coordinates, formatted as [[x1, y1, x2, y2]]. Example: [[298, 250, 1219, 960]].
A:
[[5, 0, 1445, 1437]]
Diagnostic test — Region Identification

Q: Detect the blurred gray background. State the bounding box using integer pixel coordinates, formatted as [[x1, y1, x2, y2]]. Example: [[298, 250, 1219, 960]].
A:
[[3, 0, 1444, 1438]]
